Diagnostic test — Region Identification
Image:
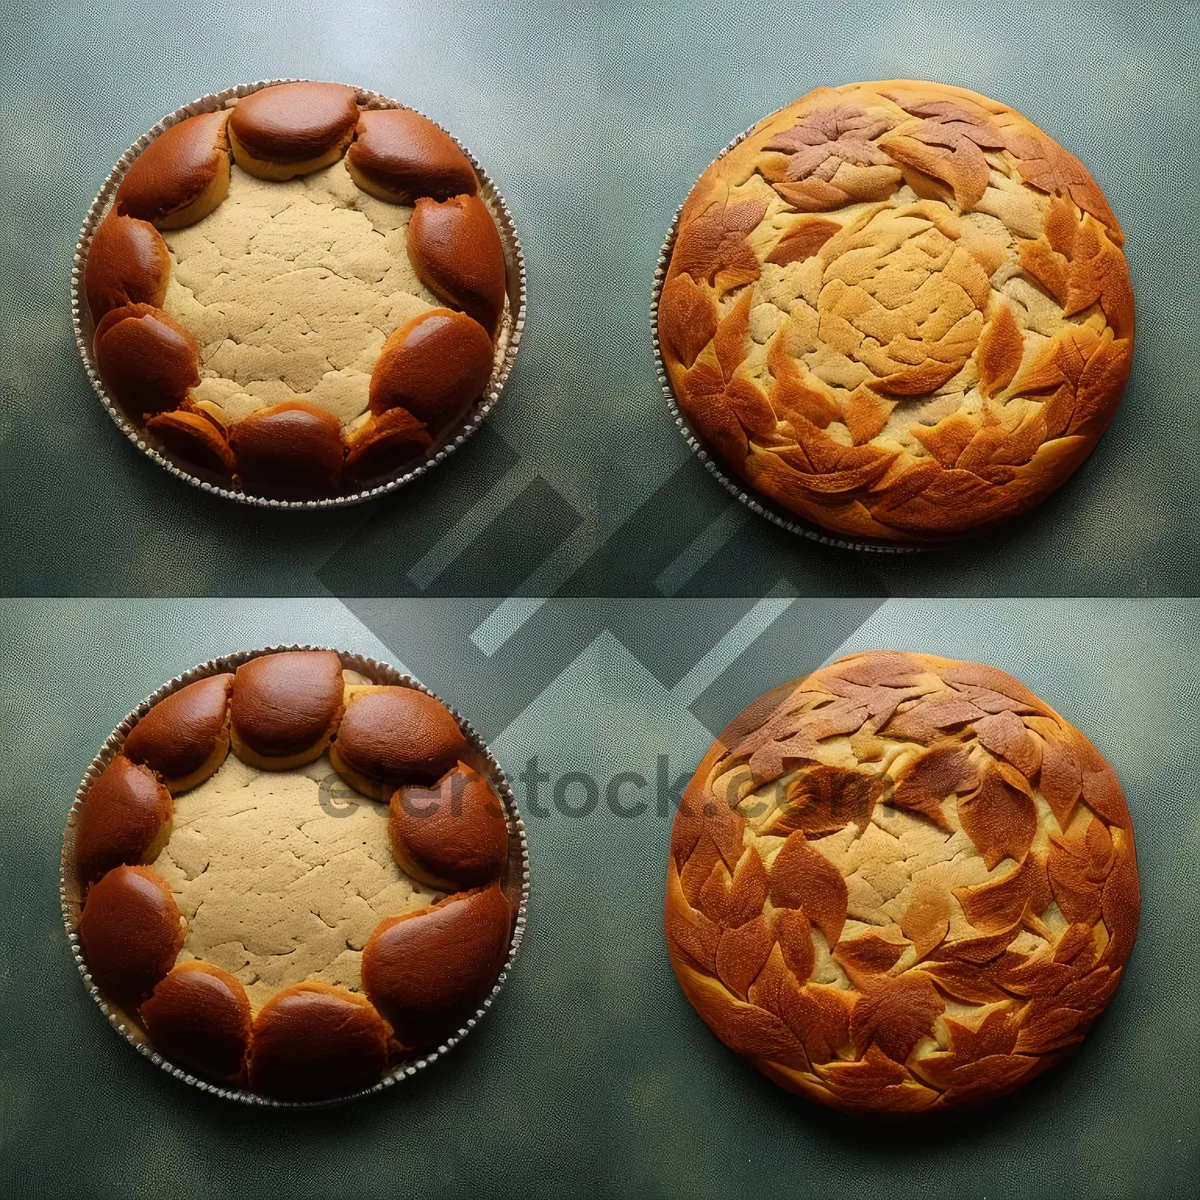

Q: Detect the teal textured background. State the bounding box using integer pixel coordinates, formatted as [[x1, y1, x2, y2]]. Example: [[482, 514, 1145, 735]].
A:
[[1, 598, 1196, 1199], [1, 0, 1198, 596]]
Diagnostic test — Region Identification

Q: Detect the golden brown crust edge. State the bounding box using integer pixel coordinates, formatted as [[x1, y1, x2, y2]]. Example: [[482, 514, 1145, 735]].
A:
[[664, 649, 1140, 1115], [658, 80, 1134, 544]]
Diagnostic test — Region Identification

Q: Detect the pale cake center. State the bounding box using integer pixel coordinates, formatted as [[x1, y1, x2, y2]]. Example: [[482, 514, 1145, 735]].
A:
[[160, 158, 438, 428], [152, 751, 442, 1011]]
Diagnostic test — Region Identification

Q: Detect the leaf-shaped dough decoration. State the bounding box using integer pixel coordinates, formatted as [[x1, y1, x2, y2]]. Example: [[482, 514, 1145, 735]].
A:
[[892, 743, 979, 831], [768, 832, 848, 947], [773, 764, 882, 838], [672, 198, 769, 295], [849, 973, 945, 1061], [974, 709, 1041, 778], [775, 907, 815, 984], [957, 765, 1038, 869], [658, 273, 718, 369], [832, 931, 909, 992], [715, 912, 776, 999], [900, 884, 950, 959], [977, 304, 1025, 397]]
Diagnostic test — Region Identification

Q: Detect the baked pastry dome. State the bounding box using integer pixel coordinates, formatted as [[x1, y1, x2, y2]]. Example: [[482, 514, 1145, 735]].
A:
[[657, 81, 1134, 543], [665, 650, 1139, 1114], [82, 82, 512, 499], [68, 650, 517, 1102]]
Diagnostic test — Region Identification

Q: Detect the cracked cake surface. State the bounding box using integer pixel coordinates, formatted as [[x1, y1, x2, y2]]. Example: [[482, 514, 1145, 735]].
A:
[[162, 161, 438, 428], [153, 751, 441, 1009], [657, 80, 1134, 543]]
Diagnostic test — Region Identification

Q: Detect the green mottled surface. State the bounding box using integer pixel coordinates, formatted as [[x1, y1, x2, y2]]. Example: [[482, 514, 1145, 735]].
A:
[[1, 598, 1196, 1199], [1, 1, 1198, 596]]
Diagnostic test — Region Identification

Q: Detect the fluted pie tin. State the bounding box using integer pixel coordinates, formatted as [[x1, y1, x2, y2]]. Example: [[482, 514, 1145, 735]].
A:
[[61, 645, 530, 1107], [72, 80, 527, 509], [651, 113, 922, 555]]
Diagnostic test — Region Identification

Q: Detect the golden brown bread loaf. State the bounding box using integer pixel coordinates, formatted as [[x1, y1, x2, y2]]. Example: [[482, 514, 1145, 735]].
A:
[[665, 650, 1140, 1114], [78, 865, 186, 1009], [390, 763, 510, 890], [227, 400, 346, 498], [83, 214, 170, 321], [330, 685, 469, 800], [144, 409, 236, 479], [114, 110, 231, 229], [657, 81, 1134, 543], [368, 308, 496, 434], [362, 885, 513, 1048], [246, 983, 390, 1100], [93, 303, 200, 417], [230, 650, 344, 768], [407, 194, 507, 334], [122, 673, 234, 792], [75, 756, 173, 885], [139, 961, 252, 1081], [87, 82, 511, 498], [72, 652, 516, 1100], [347, 108, 479, 203], [228, 81, 359, 179]]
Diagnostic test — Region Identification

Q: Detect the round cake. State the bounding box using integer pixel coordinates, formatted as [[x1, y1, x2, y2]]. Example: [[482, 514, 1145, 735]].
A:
[[656, 81, 1134, 543], [66, 649, 521, 1102], [81, 81, 516, 500], [665, 650, 1139, 1114]]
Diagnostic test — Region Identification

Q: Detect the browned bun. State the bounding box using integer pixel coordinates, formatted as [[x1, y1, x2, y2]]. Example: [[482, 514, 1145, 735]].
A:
[[343, 408, 432, 483], [346, 108, 478, 203], [228, 400, 345, 498], [84, 213, 170, 322], [407, 194, 506, 334], [93, 303, 200, 418], [75, 756, 173, 886], [361, 885, 512, 1048], [390, 762, 508, 891], [139, 961, 252, 1081], [122, 673, 234, 793], [230, 650, 344, 769], [246, 982, 390, 1101], [368, 308, 494, 434], [229, 82, 359, 180], [329, 686, 468, 801], [78, 865, 185, 1009], [145, 409, 236, 479], [115, 110, 231, 229]]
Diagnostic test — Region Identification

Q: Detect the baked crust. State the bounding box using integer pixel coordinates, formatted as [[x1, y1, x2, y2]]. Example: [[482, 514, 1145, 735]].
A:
[[145, 409, 235, 479], [361, 885, 513, 1048], [230, 650, 343, 767], [657, 81, 1134, 543], [347, 108, 478, 203], [246, 982, 390, 1100], [408, 194, 507, 334], [389, 763, 509, 891], [115, 110, 231, 229], [139, 961, 252, 1081], [78, 865, 186, 1009], [665, 650, 1141, 1114], [368, 308, 495, 433], [329, 685, 469, 798], [93, 303, 200, 417], [228, 400, 345, 498], [75, 756, 174, 885], [228, 81, 359, 179], [84, 214, 170, 322], [343, 408, 433, 483], [122, 673, 234, 792]]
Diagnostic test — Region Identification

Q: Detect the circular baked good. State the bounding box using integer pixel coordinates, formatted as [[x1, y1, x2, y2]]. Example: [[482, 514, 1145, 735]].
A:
[[79, 81, 520, 502], [64, 648, 523, 1103], [665, 650, 1139, 1114], [656, 81, 1134, 544]]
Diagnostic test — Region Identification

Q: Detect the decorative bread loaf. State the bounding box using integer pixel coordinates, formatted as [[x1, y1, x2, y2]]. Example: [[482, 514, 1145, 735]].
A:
[[665, 650, 1140, 1113], [87, 82, 510, 498], [71, 650, 516, 1101], [657, 81, 1134, 542]]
